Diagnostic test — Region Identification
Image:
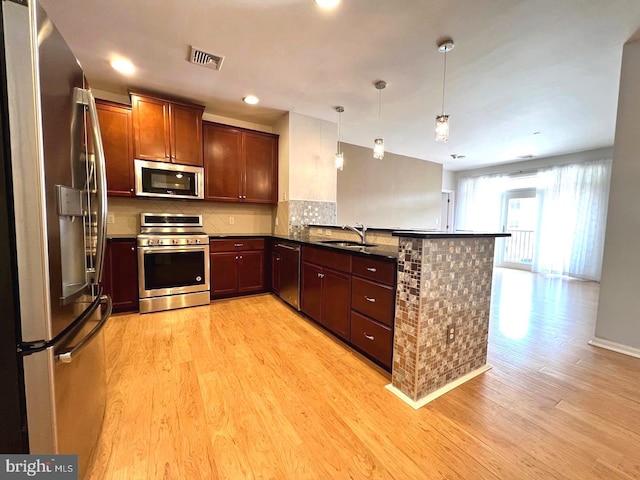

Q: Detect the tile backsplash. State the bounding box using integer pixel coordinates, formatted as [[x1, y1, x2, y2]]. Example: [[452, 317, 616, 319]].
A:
[[107, 197, 274, 235], [287, 200, 337, 236]]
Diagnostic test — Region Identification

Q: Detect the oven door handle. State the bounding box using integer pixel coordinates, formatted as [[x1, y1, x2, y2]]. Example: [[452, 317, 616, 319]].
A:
[[138, 245, 209, 254]]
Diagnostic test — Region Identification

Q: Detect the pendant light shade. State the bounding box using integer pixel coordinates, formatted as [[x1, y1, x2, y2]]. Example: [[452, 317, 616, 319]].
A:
[[373, 80, 386, 160], [373, 138, 384, 160], [435, 114, 450, 143], [335, 106, 345, 171], [435, 40, 454, 143]]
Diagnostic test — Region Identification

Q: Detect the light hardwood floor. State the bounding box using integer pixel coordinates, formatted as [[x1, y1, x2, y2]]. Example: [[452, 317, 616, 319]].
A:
[[87, 268, 640, 479]]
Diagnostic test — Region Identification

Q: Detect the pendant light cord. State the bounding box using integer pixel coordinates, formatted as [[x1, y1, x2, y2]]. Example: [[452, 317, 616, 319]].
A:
[[441, 48, 447, 115], [337, 112, 341, 154]]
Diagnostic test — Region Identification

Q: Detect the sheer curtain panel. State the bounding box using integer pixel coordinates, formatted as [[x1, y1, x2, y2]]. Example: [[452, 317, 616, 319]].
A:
[[532, 159, 612, 281], [455, 174, 508, 232]]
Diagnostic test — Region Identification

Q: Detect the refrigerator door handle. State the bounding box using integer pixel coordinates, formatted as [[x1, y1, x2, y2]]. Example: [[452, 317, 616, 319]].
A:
[[17, 290, 103, 356], [56, 294, 112, 364], [75, 87, 107, 285]]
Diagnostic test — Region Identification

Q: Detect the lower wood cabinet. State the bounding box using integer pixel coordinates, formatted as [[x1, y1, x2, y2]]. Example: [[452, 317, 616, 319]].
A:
[[350, 311, 393, 368], [210, 238, 265, 298], [301, 261, 351, 341], [300, 245, 396, 371], [102, 240, 138, 312]]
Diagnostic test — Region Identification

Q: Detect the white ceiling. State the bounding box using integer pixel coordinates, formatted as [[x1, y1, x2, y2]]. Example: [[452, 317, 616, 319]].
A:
[[39, 0, 640, 171]]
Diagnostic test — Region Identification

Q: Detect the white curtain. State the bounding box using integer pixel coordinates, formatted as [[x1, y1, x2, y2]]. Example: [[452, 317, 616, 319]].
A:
[[532, 159, 612, 281], [455, 174, 508, 232]]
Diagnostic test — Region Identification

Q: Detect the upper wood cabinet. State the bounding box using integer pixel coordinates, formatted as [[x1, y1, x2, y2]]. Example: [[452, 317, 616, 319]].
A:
[[203, 122, 278, 204], [96, 99, 134, 196], [130, 93, 204, 166]]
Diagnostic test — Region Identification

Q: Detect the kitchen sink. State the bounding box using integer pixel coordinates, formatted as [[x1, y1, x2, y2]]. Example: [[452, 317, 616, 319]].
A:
[[318, 240, 377, 248]]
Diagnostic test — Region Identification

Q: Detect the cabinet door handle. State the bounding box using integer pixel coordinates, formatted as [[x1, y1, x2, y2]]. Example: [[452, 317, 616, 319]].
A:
[[131, 247, 135, 251], [366, 267, 377, 272], [317, 273, 324, 278], [234, 243, 244, 247], [239, 255, 243, 259], [364, 333, 375, 341], [365, 296, 376, 303]]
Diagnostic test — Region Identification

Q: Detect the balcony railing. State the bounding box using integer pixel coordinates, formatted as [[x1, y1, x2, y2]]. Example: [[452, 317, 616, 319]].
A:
[[504, 229, 535, 265]]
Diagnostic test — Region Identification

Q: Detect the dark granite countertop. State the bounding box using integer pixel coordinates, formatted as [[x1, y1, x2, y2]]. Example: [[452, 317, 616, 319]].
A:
[[107, 234, 137, 241], [208, 233, 398, 261], [392, 231, 510, 239]]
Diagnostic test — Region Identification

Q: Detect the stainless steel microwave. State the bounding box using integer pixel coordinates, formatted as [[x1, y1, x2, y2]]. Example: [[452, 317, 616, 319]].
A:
[[134, 159, 204, 200]]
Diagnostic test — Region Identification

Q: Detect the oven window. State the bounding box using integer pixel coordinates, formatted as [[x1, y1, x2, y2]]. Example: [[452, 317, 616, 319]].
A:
[[142, 167, 196, 196], [144, 251, 205, 290]]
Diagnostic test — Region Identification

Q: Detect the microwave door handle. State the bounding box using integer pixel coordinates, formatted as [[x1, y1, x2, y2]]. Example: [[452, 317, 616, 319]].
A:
[[76, 88, 108, 285]]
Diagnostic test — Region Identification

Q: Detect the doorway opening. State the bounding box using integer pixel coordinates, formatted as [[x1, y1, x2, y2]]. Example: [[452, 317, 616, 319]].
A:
[[498, 188, 538, 270]]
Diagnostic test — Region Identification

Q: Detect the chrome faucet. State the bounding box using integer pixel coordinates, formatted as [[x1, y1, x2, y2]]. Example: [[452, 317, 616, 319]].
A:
[[342, 223, 367, 244]]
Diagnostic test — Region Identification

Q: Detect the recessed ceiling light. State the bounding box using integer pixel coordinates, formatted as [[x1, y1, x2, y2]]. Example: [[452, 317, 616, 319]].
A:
[[315, 0, 340, 9], [110, 58, 135, 75], [243, 95, 259, 105]]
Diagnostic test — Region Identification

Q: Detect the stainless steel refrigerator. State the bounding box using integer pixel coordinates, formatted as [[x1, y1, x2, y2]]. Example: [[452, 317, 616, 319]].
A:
[[0, 1, 111, 478]]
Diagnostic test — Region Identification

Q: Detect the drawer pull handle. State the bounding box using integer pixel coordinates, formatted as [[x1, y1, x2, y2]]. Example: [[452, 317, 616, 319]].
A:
[[365, 296, 376, 303], [367, 267, 377, 272], [318, 273, 325, 278], [234, 243, 244, 247], [364, 333, 375, 341]]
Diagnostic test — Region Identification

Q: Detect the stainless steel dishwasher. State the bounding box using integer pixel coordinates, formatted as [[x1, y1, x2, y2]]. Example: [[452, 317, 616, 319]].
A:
[[274, 242, 300, 310]]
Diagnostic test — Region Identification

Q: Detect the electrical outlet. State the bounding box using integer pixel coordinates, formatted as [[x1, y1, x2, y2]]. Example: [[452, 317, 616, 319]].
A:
[[275, 218, 279, 226], [326, 229, 331, 236], [446, 324, 455, 344], [107, 214, 115, 224], [229, 216, 235, 225]]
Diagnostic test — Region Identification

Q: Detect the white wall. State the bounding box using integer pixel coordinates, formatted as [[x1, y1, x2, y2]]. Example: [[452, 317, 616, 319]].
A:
[[337, 143, 443, 229], [595, 38, 640, 351], [288, 112, 337, 202], [442, 169, 456, 191]]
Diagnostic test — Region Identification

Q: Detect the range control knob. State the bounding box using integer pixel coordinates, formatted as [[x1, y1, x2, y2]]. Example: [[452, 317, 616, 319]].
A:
[[173, 239, 178, 245], [196, 238, 202, 244], [147, 239, 154, 246]]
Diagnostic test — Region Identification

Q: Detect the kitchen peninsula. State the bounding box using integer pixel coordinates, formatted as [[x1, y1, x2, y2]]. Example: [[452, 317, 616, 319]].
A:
[[388, 231, 509, 408]]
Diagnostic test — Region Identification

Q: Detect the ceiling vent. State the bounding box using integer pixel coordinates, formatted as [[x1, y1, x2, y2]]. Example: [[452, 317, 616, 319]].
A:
[[189, 46, 224, 71]]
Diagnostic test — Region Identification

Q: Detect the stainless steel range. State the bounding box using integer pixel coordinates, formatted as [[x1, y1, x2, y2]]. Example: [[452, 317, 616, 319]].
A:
[[137, 213, 210, 313]]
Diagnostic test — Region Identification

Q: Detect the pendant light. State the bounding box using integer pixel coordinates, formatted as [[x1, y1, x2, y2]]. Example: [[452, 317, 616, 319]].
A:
[[436, 40, 454, 143], [373, 80, 386, 160], [335, 106, 345, 171]]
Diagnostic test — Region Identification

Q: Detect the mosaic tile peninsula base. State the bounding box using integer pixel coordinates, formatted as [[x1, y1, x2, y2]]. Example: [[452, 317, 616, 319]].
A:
[[392, 236, 497, 402]]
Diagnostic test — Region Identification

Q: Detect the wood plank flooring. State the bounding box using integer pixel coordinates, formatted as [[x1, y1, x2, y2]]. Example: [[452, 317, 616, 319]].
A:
[[87, 268, 640, 479]]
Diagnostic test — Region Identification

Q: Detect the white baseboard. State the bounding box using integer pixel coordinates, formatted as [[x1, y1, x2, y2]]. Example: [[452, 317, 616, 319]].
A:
[[385, 364, 492, 410], [588, 337, 640, 359]]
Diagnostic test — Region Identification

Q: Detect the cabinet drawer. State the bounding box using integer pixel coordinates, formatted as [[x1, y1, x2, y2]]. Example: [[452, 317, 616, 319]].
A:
[[210, 238, 264, 252], [350, 311, 392, 369], [351, 277, 395, 327], [352, 256, 396, 285], [301, 246, 351, 272]]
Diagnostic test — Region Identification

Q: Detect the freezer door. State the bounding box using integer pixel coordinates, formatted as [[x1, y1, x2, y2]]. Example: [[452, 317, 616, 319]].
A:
[[3, 0, 110, 468]]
